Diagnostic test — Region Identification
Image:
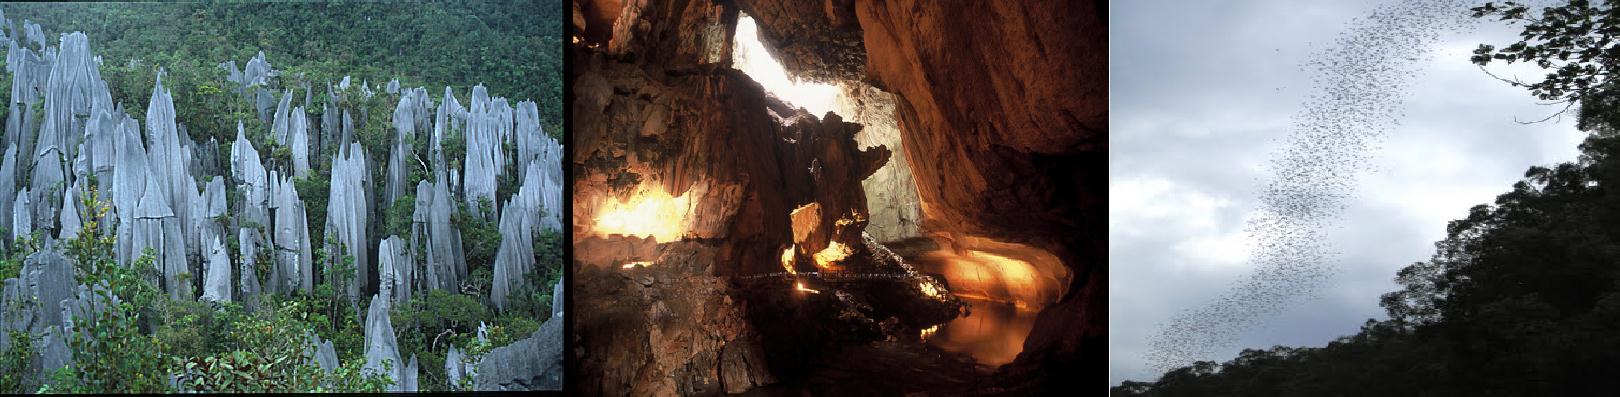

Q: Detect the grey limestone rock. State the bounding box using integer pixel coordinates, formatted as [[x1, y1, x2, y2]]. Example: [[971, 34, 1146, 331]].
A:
[[362, 294, 413, 391], [518, 155, 564, 232], [378, 235, 413, 306], [446, 345, 469, 390], [418, 178, 466, 292], [270, 88, 292, 144], [21, 20, 41, 50], [432, 86, 464, 178], [271, 174, 313, 293], [306, 332, 338, 374], [325, 142, 369, 304], [132, 169, 188, 300], [491, 198, 534, 312], [553, 276, 564, 319], [290, 105, 311, 176], [237, 228, 263, 311], [231, 121, 270, 229], [224, 51, 274, 95], [79, 109, 119, 185], [461, 85, 503, 216], [28, 146, 63, 237], [34, 325, 68, 385], [385, 87, 430, 204], [242, 51, 273, 88], [0, 144, 15, 247], [144, 72, 195, 294], [0, 278, 29, 337], [22, 251, 72, 336], [254, 88, 276, 125], [112, 120, 148, 221], [200, 235, 231, 303], [57, 186, 80, 240], [12, 188, 29, 242], [61, 282, 119, 333], [401, 354, 419, 391], [472, 314, 563, 391]]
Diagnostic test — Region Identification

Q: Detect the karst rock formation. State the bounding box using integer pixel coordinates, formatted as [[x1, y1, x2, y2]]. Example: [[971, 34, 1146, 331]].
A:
[[0, 6, 564, 392]]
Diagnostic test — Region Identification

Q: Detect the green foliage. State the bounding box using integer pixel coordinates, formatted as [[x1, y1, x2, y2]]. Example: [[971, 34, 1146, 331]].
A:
[[442, 129, 467, 172], [155, 299, 222, 362], [393, 290, 492, 342], [391, 289, 492, 391], [0, 330, 34, 393], [171, 298, 391, 393], [0, 231, 41, 282], [10, 1, 562, 135], [1469, 1, 1620, 129], [382, 194, 416, 240], [293, 172, 330, 242], [55, 188, 169, 393], [508, 230, 564, 322], [175, 350, 301, 393], [454, 198, 501, 276], [299, 240, 366, 361]]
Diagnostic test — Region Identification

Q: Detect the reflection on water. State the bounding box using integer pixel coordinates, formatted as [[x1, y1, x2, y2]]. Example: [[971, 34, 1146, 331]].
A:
[[924, 297, 1038, 367]]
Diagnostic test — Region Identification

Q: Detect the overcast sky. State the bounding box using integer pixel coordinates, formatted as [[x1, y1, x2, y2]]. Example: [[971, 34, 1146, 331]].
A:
[[1110, 0, 1586, 385]]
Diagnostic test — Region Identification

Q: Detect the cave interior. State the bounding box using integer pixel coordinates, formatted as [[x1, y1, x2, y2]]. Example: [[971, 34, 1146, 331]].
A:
[[571, 0, 1104, 395]]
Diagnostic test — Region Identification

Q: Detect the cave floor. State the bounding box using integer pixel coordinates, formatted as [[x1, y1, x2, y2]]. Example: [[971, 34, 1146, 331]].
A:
[[741, 338, 1013, 397]]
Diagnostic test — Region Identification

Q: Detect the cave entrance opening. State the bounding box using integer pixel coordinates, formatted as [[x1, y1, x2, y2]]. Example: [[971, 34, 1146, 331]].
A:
[[732, 12, 840, 118]]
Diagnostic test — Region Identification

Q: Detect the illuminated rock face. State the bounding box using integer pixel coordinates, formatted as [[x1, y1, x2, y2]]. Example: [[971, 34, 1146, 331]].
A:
[[574, 60, 793, 275], [851, 3, 1104, 388]]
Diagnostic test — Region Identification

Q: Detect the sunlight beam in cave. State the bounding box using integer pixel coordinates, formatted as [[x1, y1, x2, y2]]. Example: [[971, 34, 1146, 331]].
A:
[[733, 13, 840, 117]]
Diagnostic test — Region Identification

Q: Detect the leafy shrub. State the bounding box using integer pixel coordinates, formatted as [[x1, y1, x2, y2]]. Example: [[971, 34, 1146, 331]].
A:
[[0, 330, 34, 393], [454, 198, 501, 274], [54, 188, 169, 393]]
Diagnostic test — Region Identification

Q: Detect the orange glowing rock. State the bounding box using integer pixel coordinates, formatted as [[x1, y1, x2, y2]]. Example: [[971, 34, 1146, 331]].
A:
[[918, 280, 944, 298], [811, 241, 853, 269], [789, 202, 823, 245], [780, 245, 797, 274], [594, 184, 690, 242], [920, 325, 940, 340]]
